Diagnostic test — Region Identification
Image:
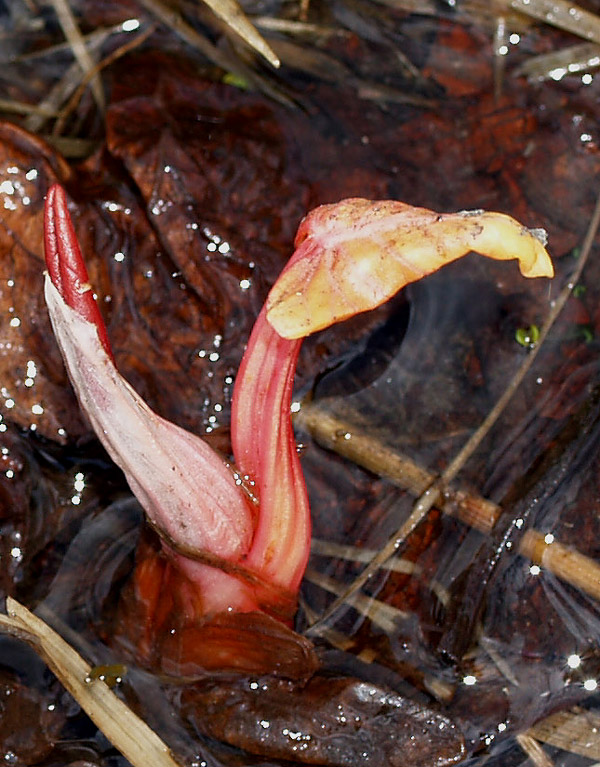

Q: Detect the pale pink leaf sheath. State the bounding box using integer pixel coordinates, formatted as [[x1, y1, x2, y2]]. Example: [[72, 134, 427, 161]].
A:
[[43, 185, 308, 614], [44, 276, 258, 611]]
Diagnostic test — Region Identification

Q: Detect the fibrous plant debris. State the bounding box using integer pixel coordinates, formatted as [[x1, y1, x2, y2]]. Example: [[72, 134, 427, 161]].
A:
[[5, 0, 600, 143], [0, 598, 182, 767]]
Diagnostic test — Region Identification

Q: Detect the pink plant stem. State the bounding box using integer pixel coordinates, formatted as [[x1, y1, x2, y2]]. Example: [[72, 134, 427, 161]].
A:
[[232, 306, 311, 593]]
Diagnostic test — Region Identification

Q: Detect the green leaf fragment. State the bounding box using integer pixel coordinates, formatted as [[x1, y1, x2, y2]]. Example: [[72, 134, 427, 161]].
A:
[[222, 72, 250, 90], [515, 324, 540, 349]]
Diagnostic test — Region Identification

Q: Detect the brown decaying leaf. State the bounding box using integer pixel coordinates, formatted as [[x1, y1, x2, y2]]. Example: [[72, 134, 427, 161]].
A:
[[0, 55, 398, 443], [0, 122, 83, 439], [183, 673, 466, 767]]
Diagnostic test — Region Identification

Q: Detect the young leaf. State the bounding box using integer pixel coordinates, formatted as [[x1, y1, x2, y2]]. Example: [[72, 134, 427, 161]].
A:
[[266, 198, 554, 339]]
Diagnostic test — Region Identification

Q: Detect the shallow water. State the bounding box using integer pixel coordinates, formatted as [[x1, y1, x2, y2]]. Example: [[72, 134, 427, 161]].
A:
[[1, 4, 600, 766]]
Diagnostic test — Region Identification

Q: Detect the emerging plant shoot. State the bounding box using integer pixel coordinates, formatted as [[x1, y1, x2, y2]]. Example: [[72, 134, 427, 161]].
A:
[[43, 186, 553, 675]]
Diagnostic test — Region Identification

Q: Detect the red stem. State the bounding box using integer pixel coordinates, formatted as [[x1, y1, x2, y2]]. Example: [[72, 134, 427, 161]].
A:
[[231, 306, 311, 592]]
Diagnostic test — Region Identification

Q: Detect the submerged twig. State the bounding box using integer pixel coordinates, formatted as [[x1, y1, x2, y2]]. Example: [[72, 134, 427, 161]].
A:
[[0, 598, 182, 767], [514, 42, 600, 81], [516, 733, 555, 767], [53, 24, 155, 136], [304, 563, 455, 701], [135, 0, 293, 106], [304, 567, 407, 634], [493, 14, 507, 100], [301, 406, 600, 608], [306, 187, 600, 632], [510, 0, 600, 45], [50, 0, 105, 111], [479, 636, 521, 687], [41, 135, 98, 158], [296, 404, 500, 533], [200, 0, 280, 67], [265, 37, 434, 107], [15, 24, 131, 62], [520, 529, 600, 601], [0, 99, 58, 117], [370, 0, 438, 14], [299, 595, 355, 651], [24, 31, 110, 133], [252, 16, 339, 37], [305, 483, 441, 634], [311, 537, 451, 605], [312, 538, 420, 575], [135, 0, 238, 70], [528, 707, 600, 760]]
